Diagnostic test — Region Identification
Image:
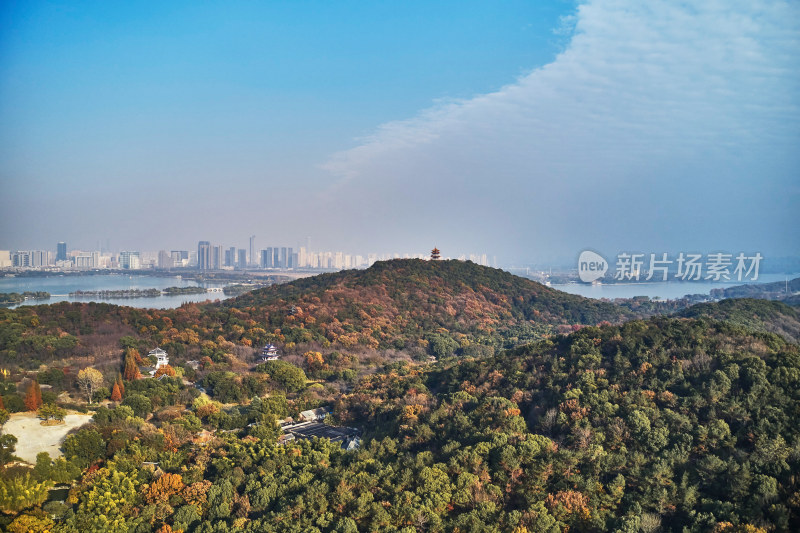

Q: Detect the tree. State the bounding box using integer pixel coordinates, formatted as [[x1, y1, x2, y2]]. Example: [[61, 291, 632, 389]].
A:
[[0, 433, 18, 465], [0, 473, 52, 514], [24, 380, 42, 411], [62, 428, 105, 469], [123, 349, 142, 381], [122, 393, 152, 418], [77, 367, 104, 404], [7, 513, 55, 533], [38, 403, 66, 423], [155, 364, 177, 378], [67, 468, 139, 532], [111, 382, 123, 402], [255, 360, 307, 392], [143, 473, 184, 505]]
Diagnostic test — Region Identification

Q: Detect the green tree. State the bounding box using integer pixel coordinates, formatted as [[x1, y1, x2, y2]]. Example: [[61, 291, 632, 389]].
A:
[[0, 433, 18, 465], [62, 428, 105, 469], [255, 360, 307, 392], [37, 403, 66, 423], [0, 473, 52, 514], [66, 468, 139, 532], [122, 393, 152, 418]]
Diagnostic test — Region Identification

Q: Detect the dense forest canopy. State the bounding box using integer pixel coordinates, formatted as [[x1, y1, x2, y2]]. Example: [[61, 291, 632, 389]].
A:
[[0, 260, 798, 531]]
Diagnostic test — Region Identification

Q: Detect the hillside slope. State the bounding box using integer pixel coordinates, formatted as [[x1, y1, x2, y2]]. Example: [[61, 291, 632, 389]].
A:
[[0, 260, 631, 369], [330, 316, 800, 531], [225, 259, 632, 351], [676, 298, 800, 344]]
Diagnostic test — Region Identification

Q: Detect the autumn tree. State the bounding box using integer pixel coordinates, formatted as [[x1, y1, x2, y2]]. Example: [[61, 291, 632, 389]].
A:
[[143, 473, 185, 505], [304, 351, 325, 371], [123, 348, 142, 381], [24, 380, 42, 411], [111, 382, 123, 402], [154, 364, 176, 378], [76, 368, 104, 404], [7, 513, 55, 533]]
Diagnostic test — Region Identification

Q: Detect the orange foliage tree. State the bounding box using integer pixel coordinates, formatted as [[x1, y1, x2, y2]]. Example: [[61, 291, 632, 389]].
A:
[[143, 473, 185, 505], [123, 348, 142, 381], [111, 382, 122, 402], [24, 380, 42, 411], [304, 351, 325, 371], [154, 365, 176, 378]]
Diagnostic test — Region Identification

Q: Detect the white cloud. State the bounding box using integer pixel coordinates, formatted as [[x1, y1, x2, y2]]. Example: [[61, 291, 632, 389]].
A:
[[319, 0, 799, 261]]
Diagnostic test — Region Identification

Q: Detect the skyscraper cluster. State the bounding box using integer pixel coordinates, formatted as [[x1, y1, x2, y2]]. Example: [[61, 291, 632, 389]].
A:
[[0, 240, 493, 272]]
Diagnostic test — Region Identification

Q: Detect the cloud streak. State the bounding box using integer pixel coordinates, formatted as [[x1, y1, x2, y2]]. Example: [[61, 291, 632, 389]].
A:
[[320, 0, 799, 262]]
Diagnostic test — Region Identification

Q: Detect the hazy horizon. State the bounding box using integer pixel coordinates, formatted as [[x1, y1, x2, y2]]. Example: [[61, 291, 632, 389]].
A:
[[2, 1, 798, 265]]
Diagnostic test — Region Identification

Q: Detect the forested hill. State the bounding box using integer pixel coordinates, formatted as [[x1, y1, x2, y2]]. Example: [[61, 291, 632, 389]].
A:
[[1, 260, 629, 370], [676, 298, 800, 344], [328, 317, 800, 531], [225, 259, 631, 350]]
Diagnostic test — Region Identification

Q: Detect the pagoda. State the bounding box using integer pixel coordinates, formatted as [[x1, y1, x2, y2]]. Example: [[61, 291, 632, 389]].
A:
[[431, 247, 441, 260], [260, 344, 280, 362]]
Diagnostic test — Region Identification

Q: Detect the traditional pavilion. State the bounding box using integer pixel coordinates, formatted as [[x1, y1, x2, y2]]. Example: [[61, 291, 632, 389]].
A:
[[148, 347, 169, 370], [431, 247, 441, 260], [260, 344, 280, 362]]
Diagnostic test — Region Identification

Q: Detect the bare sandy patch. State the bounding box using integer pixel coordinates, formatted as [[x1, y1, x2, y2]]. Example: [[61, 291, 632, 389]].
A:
[[2, 412, 93, 464]]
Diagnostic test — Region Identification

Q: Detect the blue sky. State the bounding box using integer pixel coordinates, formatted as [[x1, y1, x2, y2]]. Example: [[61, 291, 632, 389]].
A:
[[1, 0, 798, 264]]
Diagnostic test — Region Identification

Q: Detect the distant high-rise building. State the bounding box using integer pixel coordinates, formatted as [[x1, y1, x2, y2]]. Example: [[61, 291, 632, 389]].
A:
[[224, 247, 235, 267], [158, 250, 173, 269], [273, 248, 280, 268], [260, 249, 271, 268], [211, 246, 222, 270], [57, 242, 67, 261], [287, 248, 294, 269], [237, 249, 247, 269], [170, 250, 189, 267], [119, 251, 141, 269], [197, 241, 210, 270], [75, 252, 99, 269], [249, 235, 256, 266]]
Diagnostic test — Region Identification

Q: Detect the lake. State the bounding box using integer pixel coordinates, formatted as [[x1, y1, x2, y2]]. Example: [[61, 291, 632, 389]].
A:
[[1, 271, 797, 309], [0, 273, 231, 309], [553, 272, 797, 300]]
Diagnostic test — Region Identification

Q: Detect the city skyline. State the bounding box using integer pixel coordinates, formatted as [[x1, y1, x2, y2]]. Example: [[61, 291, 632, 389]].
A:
[[0, 238, 495, 271], [1, 1, 798, 264]]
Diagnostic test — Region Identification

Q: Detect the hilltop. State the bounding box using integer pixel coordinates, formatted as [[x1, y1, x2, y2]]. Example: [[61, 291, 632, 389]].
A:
[[224, 259, 632, 352], [0, 260, 629, 372]]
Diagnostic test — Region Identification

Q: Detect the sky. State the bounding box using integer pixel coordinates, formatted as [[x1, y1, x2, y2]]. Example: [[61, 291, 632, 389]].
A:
[[1, 0, 798, 265]]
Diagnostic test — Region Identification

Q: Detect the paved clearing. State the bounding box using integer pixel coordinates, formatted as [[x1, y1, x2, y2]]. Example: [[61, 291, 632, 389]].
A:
[[2, 412, 93, 464]]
